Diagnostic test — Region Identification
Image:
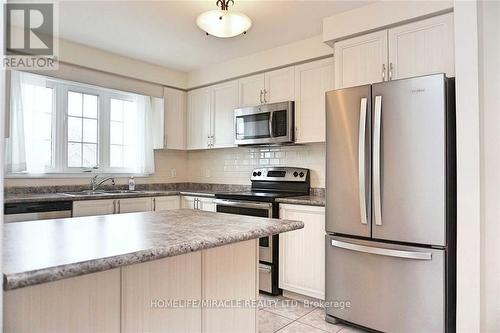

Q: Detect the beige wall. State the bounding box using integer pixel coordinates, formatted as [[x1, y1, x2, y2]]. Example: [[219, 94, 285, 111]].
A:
[[187, 35, 332, 88], [4, 150, 189, 187], [479, 1, 500, 332], [6, 144, 326, 188], [187, 143, 325, 188], [58, 38, 188, 89], [322, 1, 453, 44], [5, 33, 331, 188]]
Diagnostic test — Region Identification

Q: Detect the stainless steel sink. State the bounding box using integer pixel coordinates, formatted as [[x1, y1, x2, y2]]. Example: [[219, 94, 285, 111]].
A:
[[62, 190, 106, 197], [101, 190, 144, 194], [62, 190, 144, 197]]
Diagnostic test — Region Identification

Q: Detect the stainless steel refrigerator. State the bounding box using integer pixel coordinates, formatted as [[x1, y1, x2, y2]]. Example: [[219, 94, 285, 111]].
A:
[[325, 74, 456, 333]]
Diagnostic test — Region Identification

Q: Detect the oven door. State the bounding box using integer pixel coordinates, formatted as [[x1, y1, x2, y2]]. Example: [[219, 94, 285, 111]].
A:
[[213, 199, 274, 263], [234, 102, 294, 145]]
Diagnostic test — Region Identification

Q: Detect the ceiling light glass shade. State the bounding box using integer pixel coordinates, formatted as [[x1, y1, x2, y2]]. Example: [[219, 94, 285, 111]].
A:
[[196, 10, 252, 38]]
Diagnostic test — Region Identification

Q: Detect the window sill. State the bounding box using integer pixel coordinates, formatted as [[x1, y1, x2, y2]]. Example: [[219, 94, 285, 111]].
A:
[[5, 173, 152, 179]]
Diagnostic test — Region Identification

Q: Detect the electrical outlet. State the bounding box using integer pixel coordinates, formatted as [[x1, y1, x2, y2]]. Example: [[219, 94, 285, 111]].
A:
[[170, 169, 177, 178], [205, 169, 211, 178]]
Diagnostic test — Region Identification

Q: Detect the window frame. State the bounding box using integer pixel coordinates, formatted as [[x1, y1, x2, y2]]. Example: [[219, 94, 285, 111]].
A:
[[6, 73, 152, 178]]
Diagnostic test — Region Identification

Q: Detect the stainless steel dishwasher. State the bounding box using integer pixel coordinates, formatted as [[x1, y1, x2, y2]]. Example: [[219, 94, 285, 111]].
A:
[[4, 201, 72, 223]]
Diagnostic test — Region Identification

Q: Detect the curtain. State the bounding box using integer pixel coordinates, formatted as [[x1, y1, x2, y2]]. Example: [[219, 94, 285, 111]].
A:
[[5, 71, 27, 173], [133, 95, 155, 174]]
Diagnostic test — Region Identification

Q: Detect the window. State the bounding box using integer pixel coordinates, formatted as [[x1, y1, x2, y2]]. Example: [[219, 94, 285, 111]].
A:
[[110, 98, 135, 168], [21, 83, 54, 171], [67, 91, 99, 168], [6, 71, 159, 176]]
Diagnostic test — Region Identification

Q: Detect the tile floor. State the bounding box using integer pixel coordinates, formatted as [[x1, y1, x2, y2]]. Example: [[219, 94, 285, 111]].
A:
[[258, 294, 369, 333]]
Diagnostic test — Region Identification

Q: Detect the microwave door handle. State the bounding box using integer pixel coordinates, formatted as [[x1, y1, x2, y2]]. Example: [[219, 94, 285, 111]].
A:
[[268, 111, 274, 138]]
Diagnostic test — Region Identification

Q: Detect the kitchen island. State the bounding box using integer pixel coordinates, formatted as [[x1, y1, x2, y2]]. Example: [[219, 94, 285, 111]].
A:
[[3, 209, 303, 333]]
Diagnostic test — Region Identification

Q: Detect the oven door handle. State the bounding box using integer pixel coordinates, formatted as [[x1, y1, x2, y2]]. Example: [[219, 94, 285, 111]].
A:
[[213, 199, 273, 210]]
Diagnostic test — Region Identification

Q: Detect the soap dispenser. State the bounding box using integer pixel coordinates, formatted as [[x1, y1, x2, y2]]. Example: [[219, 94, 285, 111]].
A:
[[128, 176, 136, 191]]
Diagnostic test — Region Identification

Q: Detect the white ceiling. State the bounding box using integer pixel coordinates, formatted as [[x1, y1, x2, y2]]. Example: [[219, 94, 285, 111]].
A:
[[57, 1, 371, 72]]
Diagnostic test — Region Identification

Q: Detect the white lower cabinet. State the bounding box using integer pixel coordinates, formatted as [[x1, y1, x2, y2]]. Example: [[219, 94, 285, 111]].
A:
[[73, 197, 152, 217], [73, 199, 116, 217], [279, 204, 326, 300], [117, 197, 152, 214], [152, 196, 181, 211], [6, 240, 258, 333], [181, 196, 216, 212]]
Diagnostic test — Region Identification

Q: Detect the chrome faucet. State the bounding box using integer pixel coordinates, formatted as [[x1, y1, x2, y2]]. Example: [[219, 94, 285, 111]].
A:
[[90, 175, 115, 191]]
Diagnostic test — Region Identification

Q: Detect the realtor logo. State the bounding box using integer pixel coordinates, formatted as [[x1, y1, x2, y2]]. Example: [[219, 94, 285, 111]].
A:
[[3, 2, 58, 69]]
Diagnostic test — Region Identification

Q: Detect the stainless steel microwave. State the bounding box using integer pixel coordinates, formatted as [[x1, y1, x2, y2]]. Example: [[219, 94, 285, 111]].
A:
[[234, 101, 294, 146]]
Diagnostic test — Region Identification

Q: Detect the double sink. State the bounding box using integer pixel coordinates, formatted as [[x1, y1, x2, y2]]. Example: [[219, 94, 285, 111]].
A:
[[62, 189, 146, 197]]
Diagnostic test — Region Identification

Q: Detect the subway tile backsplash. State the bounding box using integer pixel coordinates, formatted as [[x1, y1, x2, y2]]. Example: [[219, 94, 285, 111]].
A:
[[187, 143, 325, 187]]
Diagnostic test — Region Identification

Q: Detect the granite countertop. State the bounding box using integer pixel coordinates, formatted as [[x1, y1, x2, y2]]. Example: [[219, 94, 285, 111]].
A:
[[3, 209, 303, 290], [276, 195, 326, 207], [4, 190, 215, 204]]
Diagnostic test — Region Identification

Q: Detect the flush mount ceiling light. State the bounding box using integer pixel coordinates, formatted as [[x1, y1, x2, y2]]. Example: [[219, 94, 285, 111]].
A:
[[196, 0, 252, 38]]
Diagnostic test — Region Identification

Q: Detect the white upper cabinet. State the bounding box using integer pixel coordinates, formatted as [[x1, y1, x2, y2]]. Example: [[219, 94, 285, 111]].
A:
[[187, 87, 211, 150], [264, 67, 295, 103], [334, 13, 454, 89], [294, 58, 334, 143], [211, 81, 238, 149], [388, 13, 454, 80], [152, 97, 165, 150], [164, 87, 187, 150], [238, 74, 265, 107], [238, 67, 294, 107], [334, 30, 388, 89]]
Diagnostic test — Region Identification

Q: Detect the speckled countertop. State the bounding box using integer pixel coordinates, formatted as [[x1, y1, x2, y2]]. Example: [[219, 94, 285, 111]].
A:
[[5, 184, 325, 206], [276, 195, 325, 207], [3, 190, 215, 204], [3, 209, 303, 290]]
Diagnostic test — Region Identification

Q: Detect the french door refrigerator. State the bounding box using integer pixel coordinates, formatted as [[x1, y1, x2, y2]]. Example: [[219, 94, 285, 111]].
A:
[[325, 74, 456, 333]]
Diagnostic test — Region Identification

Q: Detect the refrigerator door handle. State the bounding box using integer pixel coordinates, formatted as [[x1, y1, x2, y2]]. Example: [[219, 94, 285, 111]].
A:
[[373, 95, 383, 226], [358, 97, 368, 225], [330, 240, 432, 260]]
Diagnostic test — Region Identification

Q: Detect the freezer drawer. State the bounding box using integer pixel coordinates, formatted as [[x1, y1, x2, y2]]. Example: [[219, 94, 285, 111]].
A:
[[325, 235, 445, 333]]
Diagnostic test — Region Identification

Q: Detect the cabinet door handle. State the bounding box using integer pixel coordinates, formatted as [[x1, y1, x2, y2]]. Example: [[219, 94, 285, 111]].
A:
[[153, 198, 156, 211], [263, 89, 268, 103], [113, 200, 116, 214], [259, 90, 263, 104], [382, 64, 386, 81], [118, 200, 121, 214], [389, 62, 393, 81]]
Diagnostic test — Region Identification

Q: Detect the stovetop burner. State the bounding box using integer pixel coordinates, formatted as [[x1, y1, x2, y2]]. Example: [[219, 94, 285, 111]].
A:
[[215, 167, 310, 202], [215, 190, 307, 203]]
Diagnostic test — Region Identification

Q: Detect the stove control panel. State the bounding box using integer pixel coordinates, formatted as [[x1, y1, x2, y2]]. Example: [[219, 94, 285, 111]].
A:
[[250, 167, 310, 182]]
